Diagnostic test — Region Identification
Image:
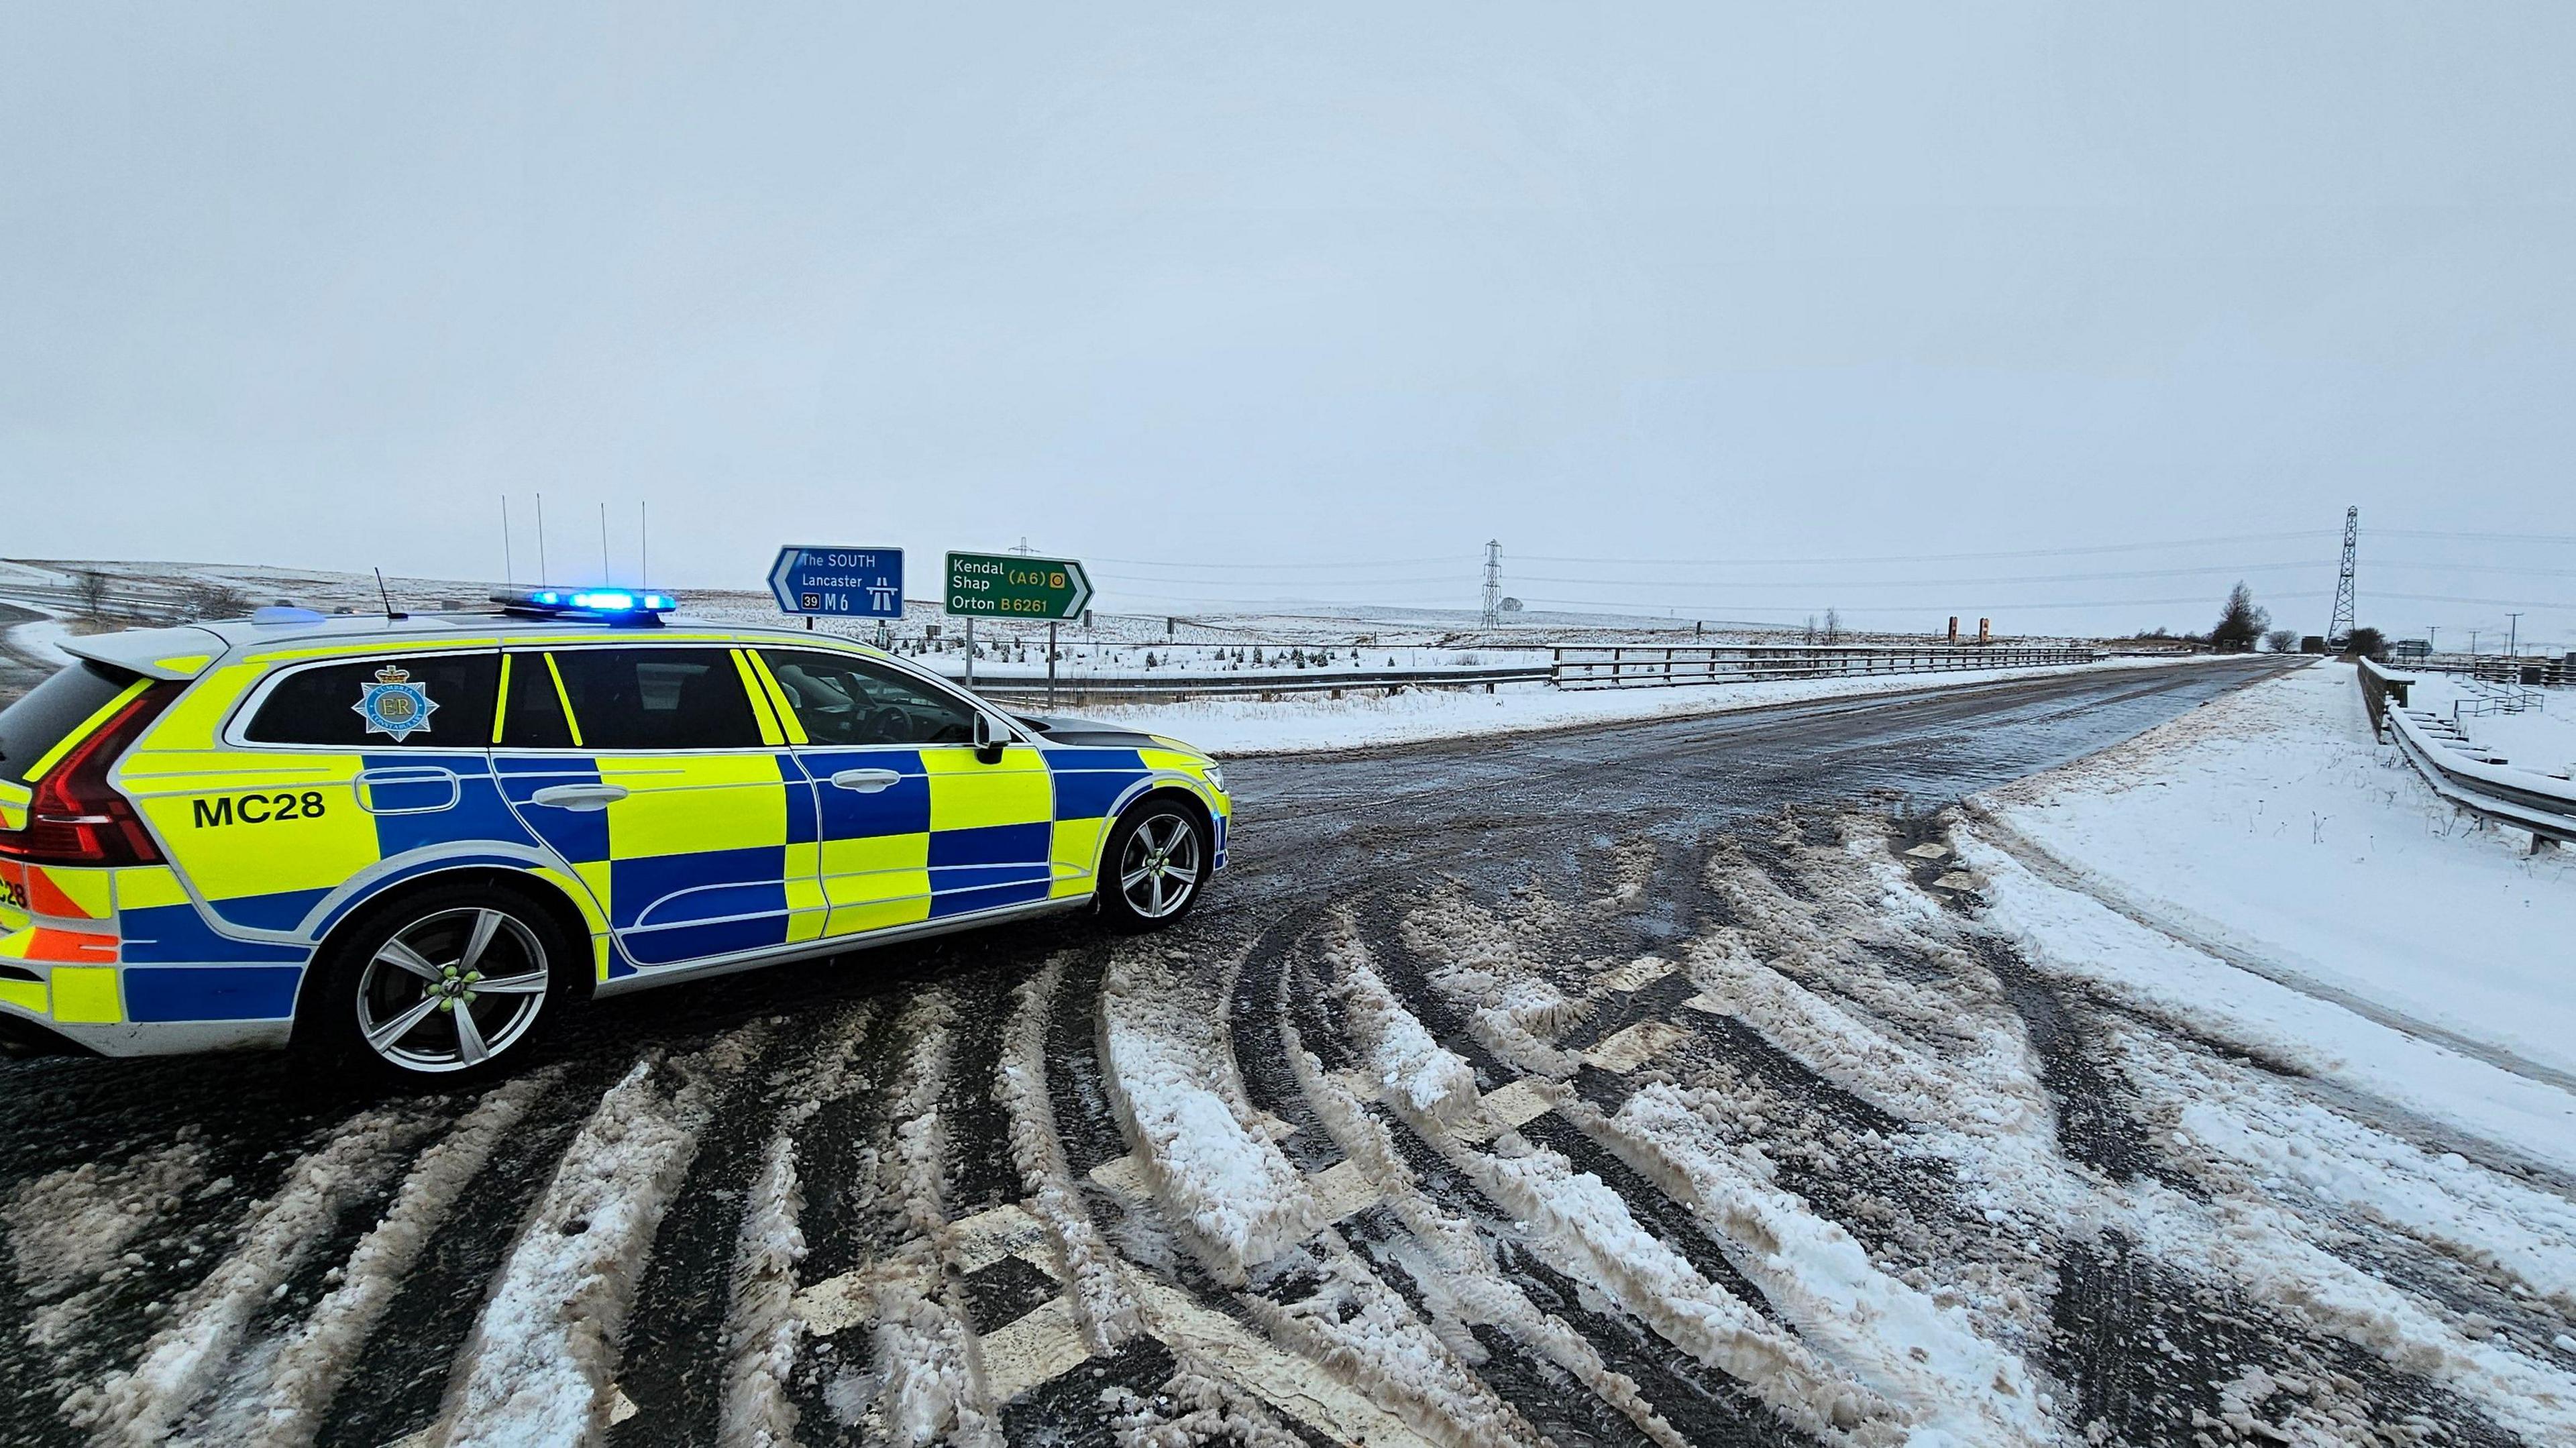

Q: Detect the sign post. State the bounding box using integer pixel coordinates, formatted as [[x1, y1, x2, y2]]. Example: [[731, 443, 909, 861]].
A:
[[945, 550, 1094, 697], [769, 547, 905, 629]]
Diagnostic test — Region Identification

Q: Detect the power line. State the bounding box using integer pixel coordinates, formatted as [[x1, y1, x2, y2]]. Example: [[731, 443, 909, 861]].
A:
[[1517, 528, 2338, 568], [2369, 528, 2576, 547], [2357, 590, 2572, 609], [1086, 553, 1468, 572], [1512, 560, 2338, 590], [1517, 591, 2340, 616]]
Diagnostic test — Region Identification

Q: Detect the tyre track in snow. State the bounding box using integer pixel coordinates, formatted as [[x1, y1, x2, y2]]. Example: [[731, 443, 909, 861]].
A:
[[1346, 820, 2555, 1445], [14, 660, 2424, 1445]]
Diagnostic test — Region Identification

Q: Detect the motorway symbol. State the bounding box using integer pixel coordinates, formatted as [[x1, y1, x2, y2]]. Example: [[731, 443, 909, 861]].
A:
[[944, 551, 1092, 620], [769, 547, 904, 618]]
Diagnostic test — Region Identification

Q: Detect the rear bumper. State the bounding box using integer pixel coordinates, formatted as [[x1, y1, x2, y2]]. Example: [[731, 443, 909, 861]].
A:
[[0, 960, 299, 1057], [0, 1012, 97, 1058]]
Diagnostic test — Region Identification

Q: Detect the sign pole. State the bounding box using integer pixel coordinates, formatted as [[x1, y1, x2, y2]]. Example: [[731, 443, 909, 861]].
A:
[[943, 550, 1092, 703]]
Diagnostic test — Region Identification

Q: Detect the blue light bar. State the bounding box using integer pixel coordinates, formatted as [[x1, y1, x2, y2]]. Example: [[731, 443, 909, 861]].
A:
[[490, 588, 677, 620]]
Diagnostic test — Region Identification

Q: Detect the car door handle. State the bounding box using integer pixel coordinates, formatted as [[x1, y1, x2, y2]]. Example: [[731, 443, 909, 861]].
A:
[[828, 768, 904, 793], [529, 783, 629, 811]]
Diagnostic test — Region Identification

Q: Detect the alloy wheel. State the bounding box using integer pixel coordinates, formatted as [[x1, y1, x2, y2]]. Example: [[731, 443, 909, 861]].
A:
[[1118, 813, 1203, 920], [354, 907, 551, 1072]]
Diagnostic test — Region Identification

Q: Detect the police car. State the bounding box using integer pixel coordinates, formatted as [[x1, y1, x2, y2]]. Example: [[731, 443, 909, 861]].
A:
[[0, 591, 1228, 1082]]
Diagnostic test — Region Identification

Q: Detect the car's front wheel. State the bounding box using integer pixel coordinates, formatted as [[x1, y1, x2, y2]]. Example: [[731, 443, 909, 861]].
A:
[[307, 881, 576, 1085], [1096, 796, 1212, 932]]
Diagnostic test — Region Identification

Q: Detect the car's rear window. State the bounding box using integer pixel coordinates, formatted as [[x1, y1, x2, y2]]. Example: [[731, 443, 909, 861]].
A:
[[0, 660, 142, 786], [246, 653, 500, 749]]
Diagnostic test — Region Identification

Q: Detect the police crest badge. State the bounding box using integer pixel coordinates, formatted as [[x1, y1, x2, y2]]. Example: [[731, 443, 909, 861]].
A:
[[354, 663, 439, 741]]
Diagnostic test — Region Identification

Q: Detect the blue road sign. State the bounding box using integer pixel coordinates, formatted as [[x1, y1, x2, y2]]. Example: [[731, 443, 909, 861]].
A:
[[769, 546, 905, 618]]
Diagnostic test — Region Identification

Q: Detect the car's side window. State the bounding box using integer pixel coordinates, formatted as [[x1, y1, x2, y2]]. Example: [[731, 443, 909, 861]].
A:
[[498, 653, 580, 749], [244, 653, 498, 749], [760, 650, 977, 747], [549, 647, 765, 751]]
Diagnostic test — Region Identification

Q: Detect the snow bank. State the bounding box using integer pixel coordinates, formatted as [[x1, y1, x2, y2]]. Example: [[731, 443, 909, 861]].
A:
[[1471, 1133, 1880, 1440], [2125, 1038, 2576, 1313], [442, 1032, 765, 1448], [1285, 1029, 1690, 1448], [996, 955, 1144, 1351], [719, 999, 877, 1448], [1959, 833, 2576, 1179], [1399, 888, 1588, 1079], [866, 995, 1002, 1448], [1088, 657, 2230, 757], [260, 1074, 553, 1447], [1099, 944, 1318, 1278], [76, 1107, 427, 1446], [7, 616, 76, 667], [1605, 1084, 2051, 1447], [5, 1128, 211, 1351], [1975, 663, 2576, 1084], [1324, 917, 1481, 1127]]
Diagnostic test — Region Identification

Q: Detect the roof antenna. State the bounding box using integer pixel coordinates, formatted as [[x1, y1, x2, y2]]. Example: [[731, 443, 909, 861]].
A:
[[374, 567, 407, 620], [501, 494, 515, 588]]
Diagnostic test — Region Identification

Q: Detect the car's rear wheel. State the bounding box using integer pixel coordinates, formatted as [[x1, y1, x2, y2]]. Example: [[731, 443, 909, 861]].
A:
[[308, 881, 578, 1085], [1096, 795, 1212, 932]]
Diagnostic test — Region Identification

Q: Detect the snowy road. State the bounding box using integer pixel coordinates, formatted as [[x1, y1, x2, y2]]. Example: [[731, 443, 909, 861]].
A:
[[16, 657, 2572, 1446]]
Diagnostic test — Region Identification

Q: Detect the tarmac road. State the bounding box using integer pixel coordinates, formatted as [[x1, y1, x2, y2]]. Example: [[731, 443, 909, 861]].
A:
[[11, 657, 2557, 1447]]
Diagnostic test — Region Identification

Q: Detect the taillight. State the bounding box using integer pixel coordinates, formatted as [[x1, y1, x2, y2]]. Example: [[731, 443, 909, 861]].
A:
[[0, 685, 176, 867]]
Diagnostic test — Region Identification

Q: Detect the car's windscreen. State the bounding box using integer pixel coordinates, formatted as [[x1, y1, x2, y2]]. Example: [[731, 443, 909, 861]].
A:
[[549, 647, 765, 750], [245, 653, 499, 748], [760, 650, 975, 746], [0, 660, 142, 785]]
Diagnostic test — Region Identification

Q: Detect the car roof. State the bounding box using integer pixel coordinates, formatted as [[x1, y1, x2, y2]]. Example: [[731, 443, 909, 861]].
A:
[[62, 611, 881, 680]]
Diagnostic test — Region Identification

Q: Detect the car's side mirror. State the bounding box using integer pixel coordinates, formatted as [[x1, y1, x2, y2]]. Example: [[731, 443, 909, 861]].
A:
[[973, 712, 1006, 764]]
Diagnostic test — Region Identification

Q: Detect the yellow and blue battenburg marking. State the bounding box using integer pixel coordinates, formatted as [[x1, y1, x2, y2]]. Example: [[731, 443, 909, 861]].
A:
[[0, 621, 1230, 1056]]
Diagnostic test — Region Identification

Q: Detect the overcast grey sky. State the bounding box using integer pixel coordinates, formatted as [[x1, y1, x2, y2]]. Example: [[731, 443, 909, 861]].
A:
[[5, 4, 2572, 642]]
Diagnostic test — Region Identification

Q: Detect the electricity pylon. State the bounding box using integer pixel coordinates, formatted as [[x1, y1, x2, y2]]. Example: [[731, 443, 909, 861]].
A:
[[2326, 506, 2359, 647]]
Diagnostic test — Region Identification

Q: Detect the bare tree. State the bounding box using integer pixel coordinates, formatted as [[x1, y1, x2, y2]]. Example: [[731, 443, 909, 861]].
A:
[[2261, 627, 2298, 653], [1823, 608, 1843, 645], [75, 569, 109, 622], [183, 579, 249, 621]]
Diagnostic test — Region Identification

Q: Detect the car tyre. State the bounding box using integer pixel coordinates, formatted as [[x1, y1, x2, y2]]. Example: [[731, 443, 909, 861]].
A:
[[305, 879, 581, 1087], [1095, 795, 1212, 934]]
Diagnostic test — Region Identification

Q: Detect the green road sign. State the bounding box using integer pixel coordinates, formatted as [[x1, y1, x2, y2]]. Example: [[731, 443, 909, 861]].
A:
[[944, 551, 1093, 619]]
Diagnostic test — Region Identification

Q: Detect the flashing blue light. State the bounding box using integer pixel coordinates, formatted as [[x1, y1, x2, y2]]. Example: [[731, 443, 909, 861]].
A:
[[490, 587, 678, 620]]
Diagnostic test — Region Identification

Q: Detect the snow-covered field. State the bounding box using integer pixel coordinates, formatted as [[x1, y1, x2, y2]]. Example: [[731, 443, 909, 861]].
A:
[[1086, 654, 2237, 755], [2400, 671, 2576, 783], [1964, 662, 2576, 1092]]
